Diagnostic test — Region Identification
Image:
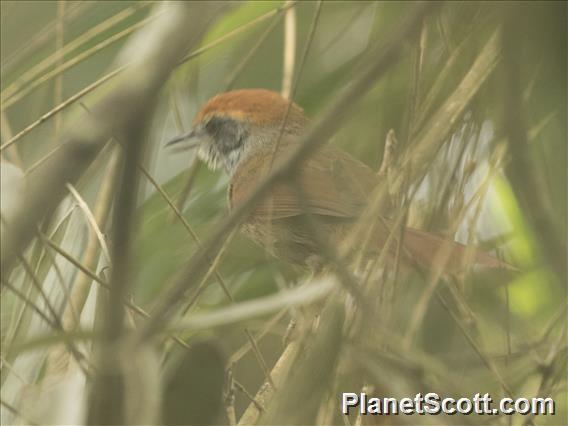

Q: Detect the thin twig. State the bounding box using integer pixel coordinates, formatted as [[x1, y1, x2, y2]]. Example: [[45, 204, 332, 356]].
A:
[[435, 289, 513, 397], [53, 0, 65, 145], [405, 30, 501, 182], [1, 205, 75, 352], [17, 253, 92, 376], [223, 15, 282, 90], [40, 231, 186, 344], [268, 0, 322, 171], [0, 1, 92, 76], [224, 367, 237, 426], [2, 15, 158, 110], [173, 155, 202, 219], [0, 110, 22, 167], [179, 230, 236, 317], [0, 67, 123, 152], [41, 234, 109, 289], [139, 164, 274, 386], [2, 280, 58, 329], [404, 16, 427, 142], [404, 157, 502, 346], [45, 150, 119, 376], [264, 0, 322, 253], [168, 91, 202, 218], [1, 3, 149, 100], [228, 309, 287, 366], [238, 342, 300, 425], [377, 128, 397, 177], [0, 354, 29, 386], [1, 2, 226, 277], [522, 324, 567, 426], [41, 235, 76, 322], [234, 379, 266, 412], [0, 2, 295, 151], [178, 1, 298, 66], [18, 254, 65, 329], [66, 184, 111, 261], [0, 397, 39, 426]]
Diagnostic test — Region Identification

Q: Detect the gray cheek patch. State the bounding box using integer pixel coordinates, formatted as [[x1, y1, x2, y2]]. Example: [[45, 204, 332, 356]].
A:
[[206, 116, 248, 155], [200, 116, 249, 172]]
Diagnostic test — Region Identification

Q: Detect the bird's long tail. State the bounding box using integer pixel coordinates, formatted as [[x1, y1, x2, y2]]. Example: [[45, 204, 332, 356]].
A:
[[401, 227, 514, 273]]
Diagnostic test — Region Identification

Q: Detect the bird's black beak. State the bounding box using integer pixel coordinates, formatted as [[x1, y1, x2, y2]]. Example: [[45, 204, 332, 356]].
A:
[[164, 129, 201, 149]]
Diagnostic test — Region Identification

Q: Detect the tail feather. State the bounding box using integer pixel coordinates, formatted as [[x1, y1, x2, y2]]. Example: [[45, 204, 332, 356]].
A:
[[401, 227, 514, 273]]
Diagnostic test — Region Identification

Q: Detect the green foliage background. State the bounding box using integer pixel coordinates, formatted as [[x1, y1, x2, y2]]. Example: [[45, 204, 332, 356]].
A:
[[1, 1, 566, 425]]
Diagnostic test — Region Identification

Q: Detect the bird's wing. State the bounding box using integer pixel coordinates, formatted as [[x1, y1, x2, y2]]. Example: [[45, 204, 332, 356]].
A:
[[229, 139, 515, 272], [229, 139, 380, 219]]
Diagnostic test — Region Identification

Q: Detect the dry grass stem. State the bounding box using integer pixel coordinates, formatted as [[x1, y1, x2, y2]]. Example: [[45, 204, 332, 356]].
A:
[[281, 1, 297, 99], [1, 3, 149, 101]]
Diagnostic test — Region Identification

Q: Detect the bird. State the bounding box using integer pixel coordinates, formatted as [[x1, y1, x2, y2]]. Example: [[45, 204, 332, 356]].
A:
[[166, 88, 509, 274]]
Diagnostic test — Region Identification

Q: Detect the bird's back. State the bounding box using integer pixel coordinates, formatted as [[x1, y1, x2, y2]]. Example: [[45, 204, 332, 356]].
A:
[[229, 138, 380, 219], [228, 137, 513, 273]]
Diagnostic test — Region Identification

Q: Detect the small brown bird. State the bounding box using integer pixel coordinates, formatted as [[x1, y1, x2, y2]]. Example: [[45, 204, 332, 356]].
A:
[[167, 88, 506, 273]]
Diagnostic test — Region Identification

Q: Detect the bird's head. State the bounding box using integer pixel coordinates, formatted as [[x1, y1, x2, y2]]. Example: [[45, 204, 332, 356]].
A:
[[166, 89, 309, 173]]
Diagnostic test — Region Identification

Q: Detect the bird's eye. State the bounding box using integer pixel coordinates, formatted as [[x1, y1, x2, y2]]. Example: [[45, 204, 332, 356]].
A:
[[205, 116, 224, 136], [205, 116, 247, 153]]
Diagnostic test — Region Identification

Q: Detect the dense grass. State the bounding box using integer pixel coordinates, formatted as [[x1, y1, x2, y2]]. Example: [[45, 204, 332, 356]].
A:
[[1, 2, 565, 425]]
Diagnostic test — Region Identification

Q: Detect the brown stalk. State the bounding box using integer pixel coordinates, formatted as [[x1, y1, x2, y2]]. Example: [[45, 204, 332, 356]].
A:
[[237, 342, 300, 425], [86, 4, 227, 423], [44, 148, 119, 377]]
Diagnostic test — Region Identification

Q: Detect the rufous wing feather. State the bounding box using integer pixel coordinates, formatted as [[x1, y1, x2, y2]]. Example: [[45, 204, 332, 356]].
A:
[[230, 138, 379, 219], [230, 138, 512, 271]]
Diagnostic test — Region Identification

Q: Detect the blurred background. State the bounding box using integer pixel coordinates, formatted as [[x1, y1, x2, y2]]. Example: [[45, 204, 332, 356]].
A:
[[1, 1, 566, 425]]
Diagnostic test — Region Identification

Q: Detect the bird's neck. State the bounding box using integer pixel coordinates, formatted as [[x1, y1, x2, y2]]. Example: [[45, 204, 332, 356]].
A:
[[224, 123, 307, 176]]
